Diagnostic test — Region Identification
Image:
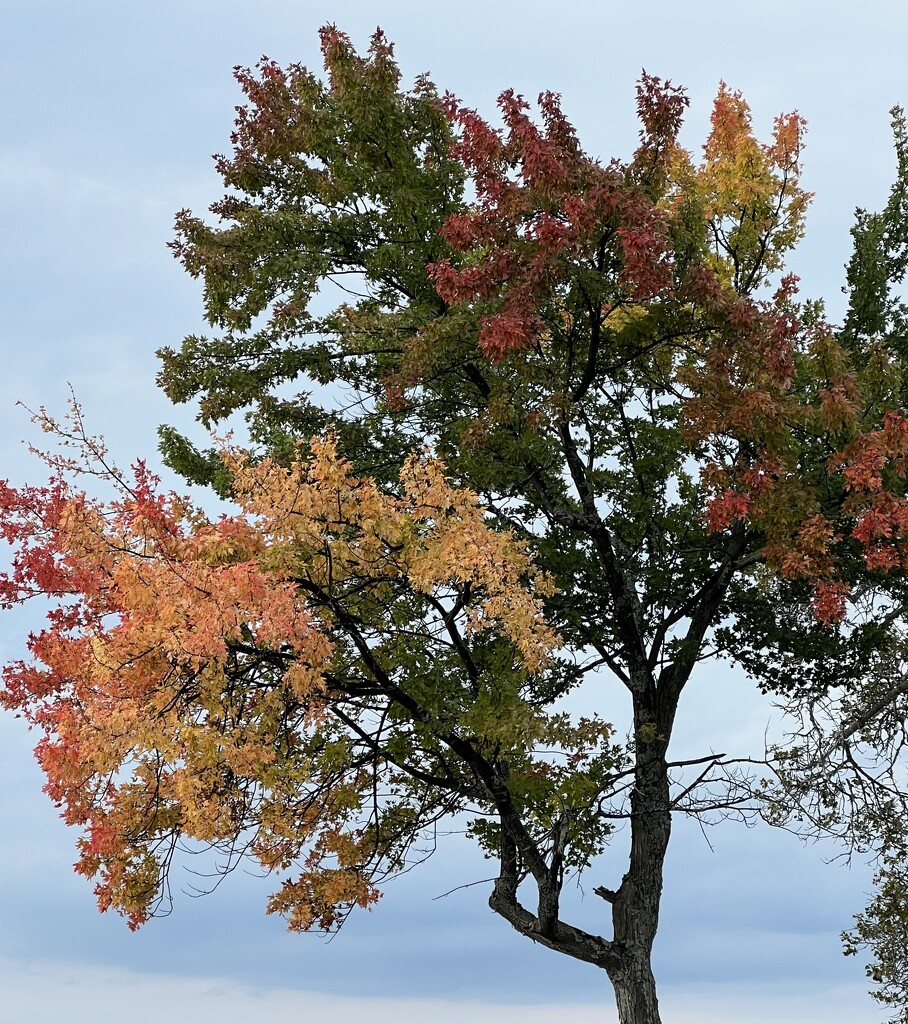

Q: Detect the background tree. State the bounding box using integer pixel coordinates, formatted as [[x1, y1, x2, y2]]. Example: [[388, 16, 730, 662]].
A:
[[4, 25, 908, 1024]]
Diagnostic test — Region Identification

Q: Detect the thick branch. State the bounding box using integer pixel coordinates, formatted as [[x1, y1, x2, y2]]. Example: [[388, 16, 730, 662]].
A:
[[488, 870, 624, 972]]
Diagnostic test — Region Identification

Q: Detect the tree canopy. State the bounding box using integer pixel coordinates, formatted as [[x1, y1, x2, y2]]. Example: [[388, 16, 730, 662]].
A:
[[4, 25, 908, 1024]]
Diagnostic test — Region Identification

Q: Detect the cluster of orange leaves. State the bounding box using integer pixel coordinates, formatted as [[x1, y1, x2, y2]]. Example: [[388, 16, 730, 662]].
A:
[[0, 430, 557, 929]]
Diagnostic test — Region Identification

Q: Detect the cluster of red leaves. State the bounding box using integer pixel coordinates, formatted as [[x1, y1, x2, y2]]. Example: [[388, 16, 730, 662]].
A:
[[693, 274, 908, 622], [704, 487, 751, 533], [684, 277, 801, 477], [833, 413, 908, 577], [224, 25, 399, 174], [428, 80, 682, 360], [632, 71, 689, 182]]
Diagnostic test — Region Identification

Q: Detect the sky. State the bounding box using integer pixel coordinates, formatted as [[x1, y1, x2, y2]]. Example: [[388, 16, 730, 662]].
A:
[[1, 1, 907, 1021]]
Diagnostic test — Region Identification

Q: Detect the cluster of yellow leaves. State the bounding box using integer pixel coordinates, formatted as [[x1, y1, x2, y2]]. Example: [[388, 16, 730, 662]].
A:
[[695, 84, 810, 290], [227, 434, 559, 671]]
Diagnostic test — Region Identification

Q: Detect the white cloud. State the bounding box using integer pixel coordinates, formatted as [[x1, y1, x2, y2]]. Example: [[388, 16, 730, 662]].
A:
[[0, 956, 873, 1024]]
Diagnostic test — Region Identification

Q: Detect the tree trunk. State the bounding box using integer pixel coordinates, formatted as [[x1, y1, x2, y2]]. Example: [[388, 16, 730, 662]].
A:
[[607, 730, 672, 1024], [612, 955, 662, 1024]]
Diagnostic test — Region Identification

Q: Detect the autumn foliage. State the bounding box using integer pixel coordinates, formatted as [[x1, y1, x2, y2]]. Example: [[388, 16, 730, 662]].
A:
[[0, 418, 562, 930], [6, 24, 908, 1024]]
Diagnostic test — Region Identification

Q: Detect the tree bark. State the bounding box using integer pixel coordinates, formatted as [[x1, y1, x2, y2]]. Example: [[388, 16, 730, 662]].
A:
[[611, 956, 662, 1024], [606, 715, 673, 1024], [606, 790, 669, 1022]]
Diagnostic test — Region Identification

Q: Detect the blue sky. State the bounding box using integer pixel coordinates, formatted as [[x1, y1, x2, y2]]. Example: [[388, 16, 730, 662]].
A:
[[2, 1, 907, 1020]]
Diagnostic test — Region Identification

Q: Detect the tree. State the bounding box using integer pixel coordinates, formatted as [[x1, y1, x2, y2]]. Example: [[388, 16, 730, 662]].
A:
[[4, 25, 908, 1024]]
